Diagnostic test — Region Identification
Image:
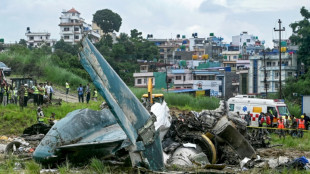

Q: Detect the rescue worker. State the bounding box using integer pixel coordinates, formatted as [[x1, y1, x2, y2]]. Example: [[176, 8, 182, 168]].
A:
[[297, 115, 306, 138], [284, 115, 290, 134], [244, 111, 251, 126], [38, 83, 45, 106], [290, 115, 298, 137], [77, 84, 84, 103], [32, 83, 39, 106], [65, 81, 70, 94], [48, 112, 56, 125], [3, 85, 7, 106], [277, 117, 285, 139], [37, 107, 45, 123], [260, 113, 270, 135], [13, 87, 18, 104], [8, 85, 13, 104], [258, 112, 263, 127], [50, 83, 54, 102], [85, 83, 91, 104], [93, 88, 98, 101], [0, 83, 4, 104], [24, 84, 29, 107], [17, 84, 25, 110]]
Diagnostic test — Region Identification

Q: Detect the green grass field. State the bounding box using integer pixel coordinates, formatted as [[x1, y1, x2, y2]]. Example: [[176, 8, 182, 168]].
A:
[[0, 101, 101, 135]]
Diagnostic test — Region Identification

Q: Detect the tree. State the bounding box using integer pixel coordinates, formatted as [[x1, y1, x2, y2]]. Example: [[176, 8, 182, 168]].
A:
[[54, 39, 78, 55], [18, 39, 27, 47], [290, 6, 310, 69], [93, 9, 122, 34], [130, 29, 143, 41]]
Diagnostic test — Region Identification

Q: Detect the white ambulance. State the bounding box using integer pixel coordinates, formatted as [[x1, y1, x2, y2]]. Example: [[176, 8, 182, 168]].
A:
[[226, 96, 290, 127]]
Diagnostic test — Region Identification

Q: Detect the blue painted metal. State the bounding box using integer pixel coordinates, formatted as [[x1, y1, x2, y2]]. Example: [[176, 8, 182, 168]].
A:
[[79, 37, 164, 170], [33, 109, 126, 163]]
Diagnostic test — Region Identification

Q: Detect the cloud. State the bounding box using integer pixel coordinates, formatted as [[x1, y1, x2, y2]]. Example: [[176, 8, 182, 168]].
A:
[[0, 0, 308, 45], [199, 0, 229, 13]]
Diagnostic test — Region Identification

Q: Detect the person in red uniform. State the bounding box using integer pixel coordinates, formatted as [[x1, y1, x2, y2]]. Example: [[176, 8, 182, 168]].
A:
[[277, 117, 285, 139], [260, 113, 271, 135], [297, 115, 306, 138]]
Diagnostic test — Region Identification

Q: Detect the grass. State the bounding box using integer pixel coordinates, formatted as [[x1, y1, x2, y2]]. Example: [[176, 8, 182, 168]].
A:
[[0, 49, 88, 89], [270, 132, 310, 151], [130, 87, 220, 111], [0, 101, 102, 135], [25, 160, 41, 174]]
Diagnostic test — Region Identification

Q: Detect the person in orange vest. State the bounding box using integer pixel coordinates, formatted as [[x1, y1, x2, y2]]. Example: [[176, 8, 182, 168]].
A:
[[277, 117, 285, 139], [297, 115, 306, 138]]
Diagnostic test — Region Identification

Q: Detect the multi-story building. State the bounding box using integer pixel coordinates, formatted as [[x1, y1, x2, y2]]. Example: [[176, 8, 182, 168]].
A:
[[205, 34, 227, 60], [189, 37, 205, 57], [232, 31, 264, 57], [222, 51, 240, 71], [25, 27, 56, 47], [248, 51, 297, 95], [59, 8, 100, 44]]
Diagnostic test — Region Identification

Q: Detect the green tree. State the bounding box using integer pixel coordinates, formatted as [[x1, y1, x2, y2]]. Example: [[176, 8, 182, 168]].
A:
[[290, 6, 310, 69], [130, 29, 143, 41], [54, 39, 78, 55], [93, 9, 122, 34], [18, 39, 27, 47]]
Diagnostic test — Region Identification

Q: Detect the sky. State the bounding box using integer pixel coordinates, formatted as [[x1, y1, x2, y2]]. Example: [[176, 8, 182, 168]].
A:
[[0, 0, 309, 47]]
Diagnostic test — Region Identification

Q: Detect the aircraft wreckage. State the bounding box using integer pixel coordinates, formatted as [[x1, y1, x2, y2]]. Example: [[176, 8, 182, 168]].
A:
[[33, 37, 258, 171]]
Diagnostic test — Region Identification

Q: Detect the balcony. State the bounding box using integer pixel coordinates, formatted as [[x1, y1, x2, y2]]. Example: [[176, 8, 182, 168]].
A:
[[261, 66, 297, 71]]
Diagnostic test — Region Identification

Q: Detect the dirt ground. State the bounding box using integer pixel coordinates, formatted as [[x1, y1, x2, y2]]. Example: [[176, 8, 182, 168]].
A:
[[53, 89, 78, 103]]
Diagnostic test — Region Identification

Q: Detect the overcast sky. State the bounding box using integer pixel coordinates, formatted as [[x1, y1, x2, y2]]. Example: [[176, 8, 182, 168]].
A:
[[0, 0, 309, 47]]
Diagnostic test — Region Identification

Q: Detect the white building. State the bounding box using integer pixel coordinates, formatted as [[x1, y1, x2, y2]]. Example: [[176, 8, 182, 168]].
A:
[[248, 52, 297, 94], [59, 8, 100, 44], [232, 31, 257, 52], [25, 28, 56, 47]]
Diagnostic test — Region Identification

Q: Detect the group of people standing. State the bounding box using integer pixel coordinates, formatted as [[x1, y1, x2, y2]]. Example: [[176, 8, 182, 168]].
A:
[[0, 83, 17, 105], [65, 81, 98, 103], [0, 81, 54, 108], [243, 111, 309, 138]]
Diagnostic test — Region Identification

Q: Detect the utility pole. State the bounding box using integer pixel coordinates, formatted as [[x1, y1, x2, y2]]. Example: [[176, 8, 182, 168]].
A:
[[263, 49, 268, 99], [274, 19, 285, 99]]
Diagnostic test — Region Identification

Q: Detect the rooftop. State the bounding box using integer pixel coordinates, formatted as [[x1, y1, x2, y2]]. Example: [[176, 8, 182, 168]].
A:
[[66, 8, 80, 14]]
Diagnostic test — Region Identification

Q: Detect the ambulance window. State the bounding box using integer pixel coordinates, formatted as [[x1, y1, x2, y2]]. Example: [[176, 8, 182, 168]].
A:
[[229, 104, 234, 111], [267, 107, 278, 117]]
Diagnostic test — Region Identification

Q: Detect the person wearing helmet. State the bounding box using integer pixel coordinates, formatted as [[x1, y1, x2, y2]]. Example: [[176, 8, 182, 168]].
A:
[[277, 116, 285, 139], [24, 84, 29, 107], [297, 115, 305, 138]]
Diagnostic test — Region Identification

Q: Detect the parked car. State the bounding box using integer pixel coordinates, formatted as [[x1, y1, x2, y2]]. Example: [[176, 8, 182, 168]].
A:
[[0, 62, 11, 76]]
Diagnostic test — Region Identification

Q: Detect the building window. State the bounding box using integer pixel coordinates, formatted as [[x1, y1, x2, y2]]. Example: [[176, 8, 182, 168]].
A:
[[246, 39, 250, 42], [288, 72, 293, 77], [72, 13, 75, 16], [176, 76, 182, 80], [64, 28, 69, 31], [71, 20, 74, 23], [30, 37, 34, 40], [29, 43, 34, 46], [275, 82, 279, 89], [64, 36, 70, 40], [137, 79, 142, 84], [275, 72, 279, 79], [74, 27, 79, 31], [75, 35, 79, 40], [272, 62, 276, 66], [233, 56, 237, 59], [267, 62, 271, 67]]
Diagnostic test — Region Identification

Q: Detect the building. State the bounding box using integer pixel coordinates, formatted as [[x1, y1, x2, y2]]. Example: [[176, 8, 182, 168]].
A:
[[189, 37, 205, 57], [248, 51, 297, 95], [25, 27, 56, 47], [232, 31, 264, 57], [59, 8, 100, 44], [222, 51, 240, 71]]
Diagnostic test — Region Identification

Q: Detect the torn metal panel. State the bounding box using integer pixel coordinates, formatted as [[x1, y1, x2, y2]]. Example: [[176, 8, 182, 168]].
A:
[[79, 37, 164, 171], [33, 109, 126, 163], [213, 116, 256, 159]]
